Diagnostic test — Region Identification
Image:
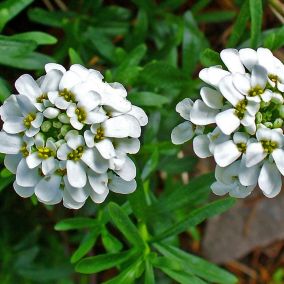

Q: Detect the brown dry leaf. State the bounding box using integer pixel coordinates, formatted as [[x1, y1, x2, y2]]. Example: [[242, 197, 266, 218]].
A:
[[202, 191, 284, 264]]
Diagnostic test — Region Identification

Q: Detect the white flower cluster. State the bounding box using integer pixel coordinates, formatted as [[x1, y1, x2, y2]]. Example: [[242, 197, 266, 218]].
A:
[[172, 48, 284, 198], [0, 64, 147, 209]]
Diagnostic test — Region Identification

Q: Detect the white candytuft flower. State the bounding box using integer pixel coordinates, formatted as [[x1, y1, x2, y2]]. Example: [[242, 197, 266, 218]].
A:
[[171, 47, 284, 198], [0, 63, 147, 209]]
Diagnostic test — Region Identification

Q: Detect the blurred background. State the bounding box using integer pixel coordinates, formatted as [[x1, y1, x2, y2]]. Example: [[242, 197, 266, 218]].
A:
[[0, 0, 284, 283]]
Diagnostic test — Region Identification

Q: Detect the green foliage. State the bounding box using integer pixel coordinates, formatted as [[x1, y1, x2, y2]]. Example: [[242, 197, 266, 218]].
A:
[[0, 0, 280, 283]]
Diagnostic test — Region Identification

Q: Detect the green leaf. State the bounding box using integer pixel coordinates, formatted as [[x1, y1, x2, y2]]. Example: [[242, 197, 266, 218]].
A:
[[152, 197, 236, 241], [0, 175, 14, 193], [196, 11, 236, 23], [191, 0, 211, 13], [108, 202, 145, 248], [75, 250, 136, 274], [144, 259, 155, 284], [155, 244, 238, 284], [129, 91, 170, 107], [182, 11, 208, 75], [148, 173, 214, 218], [68, 48, 84, 65], [139, 61, 187, 90], [200, 48, 223, 67], [141, 148, 159, 181], [10, 32, 57, 45], [0, 52, 55, 70], [54, 218, 98, 231], [249, 0, 263, 48], [102, 228, 123, 253], [28, 8, 70, 28], [103, 256, 144, 284], [151, 257, 206, 284], [71, 227, 101, 263], [0, 0, 34, 32], [264, 26, 284, 50], [161, 268, 206, 284], [227, 0, 250, 47], [114, 44, 147, 84], [0, 77, 11, 102], [0, 36, 36, 56], [158, 156, 197, 174]]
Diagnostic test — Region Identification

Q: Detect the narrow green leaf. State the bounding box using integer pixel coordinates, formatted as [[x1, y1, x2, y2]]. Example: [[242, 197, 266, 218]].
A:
[[0, 77, 11, 102], [0, 36, 36, 56], [152, 256, 206, 284], [192, 0, 211, 13], [141, 148, 159, 181], [200, 48, 223, 67], [103, 256, 144, 284], [264, 26, 284, 50], [108, 202, 145, 248], [227, 0, 250, 47], [55, 218, 97, 231], [0, 0, 34, 32], [140, 61, 187, 90], [144, 259, 155, 284], [68, 48, 84, 65], [148, 173, 214, 218], [0, 175, 14, 193], [196, 10, 236, 23], [158, 156, 197, 174], [129, 91, 170, 107], [152, 197, 236, 241], [75, 250, 136, 274], [71, 227, 101, 263], [10, 32, 57, 45], [155, 244, 238, 284], [182, 11, 208, 75], [249, 0, 263, 48], [102, 228, 123, 253], [0, 52, 55, 70]]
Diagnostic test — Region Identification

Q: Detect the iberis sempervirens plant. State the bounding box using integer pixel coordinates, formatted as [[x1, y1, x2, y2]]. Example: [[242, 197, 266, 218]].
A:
[[172, 48, 284, 198], [0, 64, 147, 209]]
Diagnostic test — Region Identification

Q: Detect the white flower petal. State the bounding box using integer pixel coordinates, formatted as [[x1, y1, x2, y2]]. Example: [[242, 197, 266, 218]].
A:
[[16, 95, 37, 116], [0, 132, 22, 154], [114, 138, 140, 154], [239, 155, 260, 186], [193, 134, 211, 158], [67, 160, 87, 188], [42, 157, 57, 175], [171, 122, 194, 145], [43, 107, 60, 119], [220, 49, 245, 73], [272, 148, 284, 175], [200, 87, 223, 109], [232, 73, 251, 95], [109, 174, 136, 194], [35, 175, 61, 202], [45, 63, 66, 73], [3, 117, 25, 134], [211, 181, 230, 196], [57, 143, 70, 160], [199, 67, 229, 88], [190, 99, 218, 125], [59, 70, 81, 90], [15, 74, 41, 101], [13, 181, 34, 198], [81, 148, 108, 173], [4, 154, 21, 174], [88, 171, 108, 194], [66, 134, 84, 150], [16, 159, 40, 187], [26, 152, 42, 169], [64, 176, 88, 202], [176, 98, 193, 120], [239, 48, 258, 71], [63, 190, 85, 209], [214, 140, 241, 167], [95, 139, 115, 159], [251, 65, 267, 89], [246, 142, 266, 167], [216, 109, 240, 135], [103, 115, 141, 138], [114, 156, 136, 181], [127, 106, 148, 126], [219, 75, 244, 106], [258, 161, 281, 197]]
